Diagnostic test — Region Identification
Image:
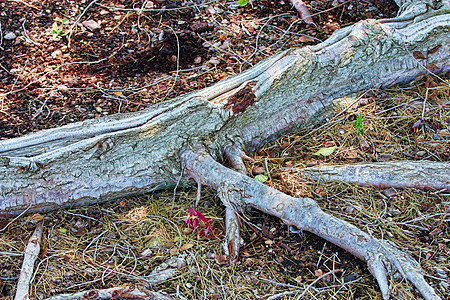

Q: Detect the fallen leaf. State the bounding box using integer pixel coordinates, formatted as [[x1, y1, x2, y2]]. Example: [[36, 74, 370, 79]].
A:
[[413, 51, 425, 59], [299, 35, 314, 43], [313, 146, 336, 157], [254, 174, 269, 183], [252, 166, 265, 175], [180, 243, 194, 251], [32, 213, 44, 221], [427, 44, 441, 55], [346, 150, 359, 159], [215, 254, 228, 265], [315, 269, 323, 277], [40, 248, 48, 259], [429, 228, 442, 236], [291, 0, 315, 24]]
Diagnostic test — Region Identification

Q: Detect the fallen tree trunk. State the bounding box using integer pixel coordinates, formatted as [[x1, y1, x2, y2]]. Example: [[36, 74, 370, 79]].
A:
[[0, 0, 449, 299], [1, 0, 448, 216]]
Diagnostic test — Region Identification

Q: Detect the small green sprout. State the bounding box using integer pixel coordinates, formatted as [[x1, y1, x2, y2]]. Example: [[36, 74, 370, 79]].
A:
[[355, 114, 364, 135], [52, 18, 68, 36]]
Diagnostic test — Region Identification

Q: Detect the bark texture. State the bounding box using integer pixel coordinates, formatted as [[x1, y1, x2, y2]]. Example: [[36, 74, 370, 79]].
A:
[[301, 160, 450, 190], [1, 0, 448, 216], [0, 1, 449, 299]]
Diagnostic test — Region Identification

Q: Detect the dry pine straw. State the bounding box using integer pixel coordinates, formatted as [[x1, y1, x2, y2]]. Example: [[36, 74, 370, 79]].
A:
[[0, 77, 449, 299]]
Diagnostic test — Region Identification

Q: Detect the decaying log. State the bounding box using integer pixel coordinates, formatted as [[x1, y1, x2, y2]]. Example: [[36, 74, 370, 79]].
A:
[[0, 0, 449, 299], [1, 0, 448, 216]]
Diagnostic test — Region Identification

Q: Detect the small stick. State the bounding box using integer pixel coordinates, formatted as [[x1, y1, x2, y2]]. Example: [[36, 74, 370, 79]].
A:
[[14, 222, 44, 300], [296, 269, 343, 299]]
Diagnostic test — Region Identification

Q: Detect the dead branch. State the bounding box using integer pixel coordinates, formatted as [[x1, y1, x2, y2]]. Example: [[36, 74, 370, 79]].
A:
[[14, 222, 43, 300]]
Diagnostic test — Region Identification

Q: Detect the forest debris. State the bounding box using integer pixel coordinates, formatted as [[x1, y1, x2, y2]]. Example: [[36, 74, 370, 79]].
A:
[[14, 222, 43, 300], [44, 286, 174, 300]]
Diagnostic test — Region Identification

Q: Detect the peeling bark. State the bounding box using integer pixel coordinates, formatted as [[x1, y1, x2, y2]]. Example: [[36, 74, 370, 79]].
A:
[[0, 1, 449, 299]]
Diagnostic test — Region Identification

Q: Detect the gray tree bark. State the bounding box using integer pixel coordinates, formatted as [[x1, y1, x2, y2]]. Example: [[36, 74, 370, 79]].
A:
[[0, 0, 449, 299]]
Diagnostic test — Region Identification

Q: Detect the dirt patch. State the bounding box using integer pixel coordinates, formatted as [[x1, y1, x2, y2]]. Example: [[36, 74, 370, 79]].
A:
[[0, 0, 398, 138]]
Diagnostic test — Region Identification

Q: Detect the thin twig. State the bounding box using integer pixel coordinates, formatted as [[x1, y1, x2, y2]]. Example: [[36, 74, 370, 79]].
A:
[[67, 0, 100, 48], [22, 19, 41, 46], [0, 203, 33, 232], [296, 269, 343, 299], [10, 58, 28, 93]]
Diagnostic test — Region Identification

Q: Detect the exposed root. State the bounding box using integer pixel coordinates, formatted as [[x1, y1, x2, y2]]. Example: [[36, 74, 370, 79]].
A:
[[182, 148, 441, 300], [300, 160, 450, 191], [44, 285, 173, 300]]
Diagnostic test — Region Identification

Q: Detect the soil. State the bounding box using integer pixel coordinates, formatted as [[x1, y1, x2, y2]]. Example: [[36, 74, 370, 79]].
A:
[[3, 1, 448, 300], [0, 0, 397, 138]]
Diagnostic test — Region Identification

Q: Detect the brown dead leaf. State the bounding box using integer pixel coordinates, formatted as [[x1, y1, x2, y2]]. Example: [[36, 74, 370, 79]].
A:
[[215, 254, 228, 265], [359, 139, 370, 151], [180, 243, 194, 251], [346, 149, 359, 159], [40, 248, 48, 259], [427, 44, 441, 55], [413, 51, 425, 59], [299, 35, 315, 43], [429, 228, 442, 236], [427, 63, 439, 71], [32, 213, 44, 221]]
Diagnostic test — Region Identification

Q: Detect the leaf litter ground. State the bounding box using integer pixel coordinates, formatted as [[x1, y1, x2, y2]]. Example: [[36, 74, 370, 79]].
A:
[[0, 0, 449, 299]]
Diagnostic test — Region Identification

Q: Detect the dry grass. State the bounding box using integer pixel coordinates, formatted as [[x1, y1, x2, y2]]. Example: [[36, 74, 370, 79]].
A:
[[1, 76, 448, 299]]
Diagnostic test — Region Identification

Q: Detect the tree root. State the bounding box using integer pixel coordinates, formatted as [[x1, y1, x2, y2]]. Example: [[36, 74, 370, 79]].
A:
[[44, 285, 173, 300], [182, 148, 441, 300], [300, 160, 450, 191]]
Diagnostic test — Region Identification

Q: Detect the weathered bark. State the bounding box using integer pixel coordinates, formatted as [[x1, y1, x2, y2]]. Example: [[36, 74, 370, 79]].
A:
[[44, 286, 174, 300], [181, 149, 442, 300], [1, 0, 448, 216], [0, 1, 449, 299], [300, 160, 450, 190], [14, 222, 43, 300]]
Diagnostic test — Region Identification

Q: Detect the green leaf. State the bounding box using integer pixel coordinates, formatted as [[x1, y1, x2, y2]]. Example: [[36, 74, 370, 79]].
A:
[[254, 174, 268, 183], [237, 0, 249, 6], [313, 146, 337, 157], [52, 22, 59, 32], [58, 228, 67, 233]]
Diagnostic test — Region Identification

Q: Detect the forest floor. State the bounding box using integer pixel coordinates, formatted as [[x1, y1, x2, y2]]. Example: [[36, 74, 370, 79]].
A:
[[0, 0, 449, 299]]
